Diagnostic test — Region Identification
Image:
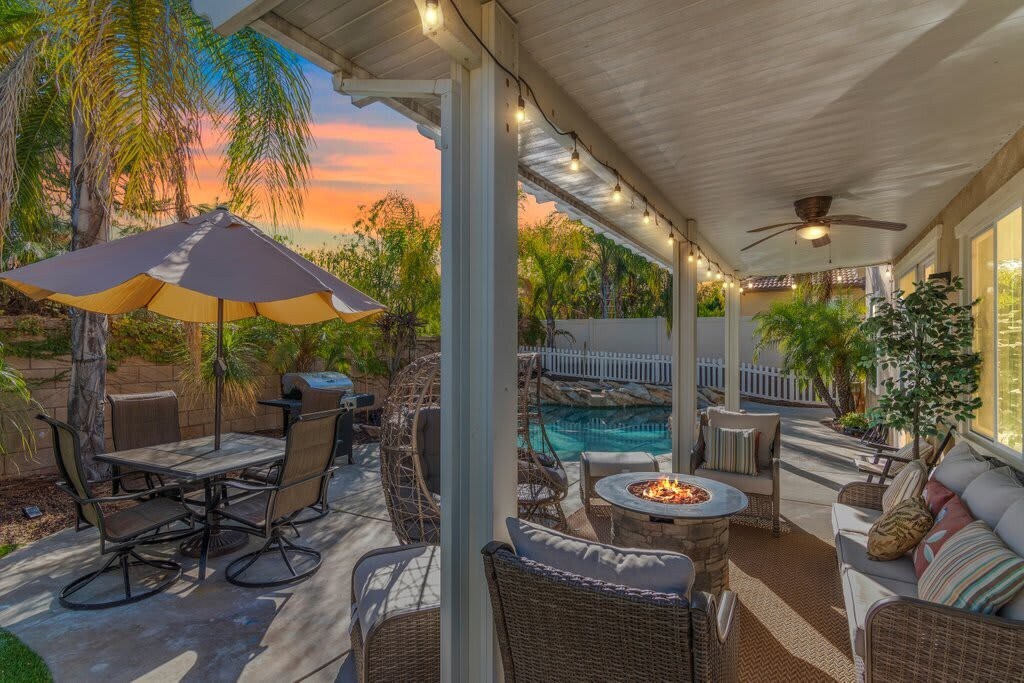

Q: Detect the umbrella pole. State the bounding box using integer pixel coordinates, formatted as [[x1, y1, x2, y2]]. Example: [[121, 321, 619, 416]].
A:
[[214, 298, 225, 450]]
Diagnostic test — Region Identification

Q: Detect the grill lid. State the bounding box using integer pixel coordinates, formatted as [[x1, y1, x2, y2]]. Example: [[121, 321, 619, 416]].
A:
[[282, 371, 354, 397]]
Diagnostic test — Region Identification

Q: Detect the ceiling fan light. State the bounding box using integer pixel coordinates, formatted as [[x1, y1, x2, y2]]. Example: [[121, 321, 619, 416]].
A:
[[797, 223, 829, 240]]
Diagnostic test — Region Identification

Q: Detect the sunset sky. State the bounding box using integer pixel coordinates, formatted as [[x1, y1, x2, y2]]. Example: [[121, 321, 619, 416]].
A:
[[190, 59, 552, 247]]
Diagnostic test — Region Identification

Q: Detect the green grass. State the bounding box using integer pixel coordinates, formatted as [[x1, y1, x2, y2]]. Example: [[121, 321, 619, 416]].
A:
[[0, 630, 51, 683], [0, 544, 16, 559]]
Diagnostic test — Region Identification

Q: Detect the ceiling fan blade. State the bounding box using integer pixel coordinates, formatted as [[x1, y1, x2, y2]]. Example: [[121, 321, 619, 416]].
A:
[[811, 235, 832, 248], [741, 226, 798, 252], [827, 216, 906, 231], [747, 221, 802, 234]]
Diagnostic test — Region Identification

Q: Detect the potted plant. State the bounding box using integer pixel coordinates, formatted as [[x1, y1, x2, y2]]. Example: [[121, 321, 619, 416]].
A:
[[861, 276, 982, 458]]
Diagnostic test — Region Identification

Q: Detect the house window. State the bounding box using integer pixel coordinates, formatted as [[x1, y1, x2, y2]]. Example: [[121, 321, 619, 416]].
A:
[[969, 205, 1022, 452], [897, 260, 936, 296]]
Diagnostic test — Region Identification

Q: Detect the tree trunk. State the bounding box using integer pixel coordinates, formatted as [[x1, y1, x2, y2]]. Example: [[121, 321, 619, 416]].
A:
[[67, 107, 111, 477], [812, 374, 842, 418], [834, 358, 856, 415]]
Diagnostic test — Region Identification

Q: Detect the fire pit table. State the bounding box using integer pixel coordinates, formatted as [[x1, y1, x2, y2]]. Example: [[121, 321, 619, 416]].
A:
[[595, 472, 748, 595]]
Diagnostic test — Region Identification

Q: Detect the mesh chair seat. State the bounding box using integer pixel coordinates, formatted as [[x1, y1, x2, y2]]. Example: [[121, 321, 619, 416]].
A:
[[218, 492, 271, 527], [104, 497, 192, 541]]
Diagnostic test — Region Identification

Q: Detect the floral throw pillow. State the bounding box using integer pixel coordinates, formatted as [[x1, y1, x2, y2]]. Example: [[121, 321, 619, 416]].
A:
[[913, 495, 974, 578], [867, 496, 933, 561]]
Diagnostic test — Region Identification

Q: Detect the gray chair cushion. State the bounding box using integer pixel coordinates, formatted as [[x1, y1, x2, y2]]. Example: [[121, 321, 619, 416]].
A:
[[962, 466, 1024, 529], [582, 451, 659, 477], [416, 407, 442, 495], [832, 503, 882, 536], [695, 465, 773, 496], [836, 531, 918, 583], [506, 517, 693, 598], [841, 567, 918, 656], [932, 442, 991, 495], [707, 407, 779, 470], [352, 545, 441, 638], [995, 499, 1024, 620]]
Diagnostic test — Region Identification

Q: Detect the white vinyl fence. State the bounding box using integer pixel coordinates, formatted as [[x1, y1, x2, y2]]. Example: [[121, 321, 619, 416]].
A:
[[522, 346, 827, 406]]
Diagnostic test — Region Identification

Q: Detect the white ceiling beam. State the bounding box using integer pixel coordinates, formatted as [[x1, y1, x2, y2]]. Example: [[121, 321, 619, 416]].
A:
[[517, 49, 736, 276], [189, 0, 287, 36], [334, 78, 451, 100], [252, 13, 441, 130]]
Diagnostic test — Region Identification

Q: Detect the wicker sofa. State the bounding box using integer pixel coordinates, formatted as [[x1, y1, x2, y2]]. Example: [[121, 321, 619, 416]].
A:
[[832, 444, 1024, 682]]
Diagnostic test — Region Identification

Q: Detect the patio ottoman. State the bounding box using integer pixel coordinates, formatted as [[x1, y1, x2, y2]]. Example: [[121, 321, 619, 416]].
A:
[[579, 451, 659, 512]]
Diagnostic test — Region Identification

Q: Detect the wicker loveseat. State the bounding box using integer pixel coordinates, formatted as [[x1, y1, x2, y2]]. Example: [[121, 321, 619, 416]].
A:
[[833, 443, 1024, 682]]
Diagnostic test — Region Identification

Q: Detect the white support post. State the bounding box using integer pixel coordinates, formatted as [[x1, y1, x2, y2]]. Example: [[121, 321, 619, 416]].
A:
[[725, 284, 741, 410], [671, 239, 697, 473], [439, 3, 518, 682]]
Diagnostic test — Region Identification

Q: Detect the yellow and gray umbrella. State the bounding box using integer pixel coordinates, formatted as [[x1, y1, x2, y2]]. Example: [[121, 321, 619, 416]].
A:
[[0, 208, 385, 448]]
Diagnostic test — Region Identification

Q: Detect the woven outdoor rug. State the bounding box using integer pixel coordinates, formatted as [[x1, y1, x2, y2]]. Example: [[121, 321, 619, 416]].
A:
[[566, 507, 855, 683]]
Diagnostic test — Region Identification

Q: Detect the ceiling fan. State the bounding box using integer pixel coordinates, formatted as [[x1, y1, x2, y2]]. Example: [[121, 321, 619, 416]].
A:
[[741, 196, 906, 252]]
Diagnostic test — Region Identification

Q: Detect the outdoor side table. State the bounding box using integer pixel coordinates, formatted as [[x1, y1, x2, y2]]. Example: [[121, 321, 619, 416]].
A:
[[96, 432, 285, 580]]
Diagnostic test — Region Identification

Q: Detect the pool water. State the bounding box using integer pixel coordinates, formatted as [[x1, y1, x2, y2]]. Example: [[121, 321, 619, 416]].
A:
[[529, 406, 672, 462]]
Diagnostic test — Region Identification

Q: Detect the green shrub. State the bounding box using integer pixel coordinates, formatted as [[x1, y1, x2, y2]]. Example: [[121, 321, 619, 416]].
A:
[[838, 412, 869, 430]]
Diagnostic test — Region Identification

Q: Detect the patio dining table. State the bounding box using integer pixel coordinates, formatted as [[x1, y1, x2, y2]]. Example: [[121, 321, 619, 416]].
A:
[[95, 432, 285, 580]]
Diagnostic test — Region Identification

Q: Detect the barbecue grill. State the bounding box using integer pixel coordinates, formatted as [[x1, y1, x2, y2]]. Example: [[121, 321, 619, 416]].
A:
[[259, 371, 374, 463]]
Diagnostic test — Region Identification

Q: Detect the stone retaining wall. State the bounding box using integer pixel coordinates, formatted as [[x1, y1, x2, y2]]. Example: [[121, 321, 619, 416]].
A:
[[539, 375, 722, 409]]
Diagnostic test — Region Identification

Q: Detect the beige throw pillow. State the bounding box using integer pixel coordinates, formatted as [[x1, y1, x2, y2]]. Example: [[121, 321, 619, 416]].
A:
[[867, 496, 933, 561]]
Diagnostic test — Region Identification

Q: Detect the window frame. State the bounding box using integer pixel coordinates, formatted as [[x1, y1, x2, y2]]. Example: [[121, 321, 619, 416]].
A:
[[954, 165, 1024, 464]]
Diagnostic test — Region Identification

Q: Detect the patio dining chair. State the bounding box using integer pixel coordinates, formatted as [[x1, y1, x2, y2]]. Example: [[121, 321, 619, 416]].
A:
[[856, 427, 955, 483], [107, 390, 181, 493], [516, 353, 568, 530], [214, 407, 343, 587], [38, 414, 193, 610]]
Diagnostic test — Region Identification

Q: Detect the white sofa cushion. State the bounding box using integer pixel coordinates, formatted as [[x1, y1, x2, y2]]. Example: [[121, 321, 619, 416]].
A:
[[932, 442, 991, 495], [840, 568, 918, 657], [352, 544, 441, 638], [506, 517, 694, 598], [695, 465, 773, 496], [995, 499, 1024, 620], [836, 531, 918, 584], [832, 503, 882, 536], [962, 466, 1024, 529]]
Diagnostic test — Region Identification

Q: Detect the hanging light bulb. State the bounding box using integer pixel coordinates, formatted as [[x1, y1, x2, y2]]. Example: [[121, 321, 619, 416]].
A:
[[424, 0, 439, 26], [687, 247, 694, 263], [696, 253, 703, 268], [667, 229, 675, 245], [515, 95, 526, 123], [715, 271, 723, 280], [738, 285, 744, 293], [706, 267, 713, 278], [569, 135, 580, 171], [612, 178, 622, 203], [643, 207, 651, 225]]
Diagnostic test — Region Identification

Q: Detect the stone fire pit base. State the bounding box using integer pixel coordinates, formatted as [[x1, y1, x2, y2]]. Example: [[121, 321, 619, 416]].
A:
[[609, 505, 730, 595]]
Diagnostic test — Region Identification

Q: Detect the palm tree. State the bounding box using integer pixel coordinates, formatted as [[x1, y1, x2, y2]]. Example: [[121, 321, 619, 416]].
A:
[[753, 292, 870, 418], [519, 214, 586, 346], [0, 0, 311, 471]]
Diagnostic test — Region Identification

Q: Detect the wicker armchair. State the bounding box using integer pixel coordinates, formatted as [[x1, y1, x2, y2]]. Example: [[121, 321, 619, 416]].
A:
[[379, 353, 442, 544], [482, 541, 739, 682], [691, 408, 781, 536], [215, 408, 342, 587], [39, 414, 193, 609], [107, 390, 181, 493], [836, 480, 1024, 682], [516, 353, 568, 530]]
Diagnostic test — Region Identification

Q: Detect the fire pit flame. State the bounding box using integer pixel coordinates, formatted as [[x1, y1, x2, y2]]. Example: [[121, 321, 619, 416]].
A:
[[627, 476, 710, 505]]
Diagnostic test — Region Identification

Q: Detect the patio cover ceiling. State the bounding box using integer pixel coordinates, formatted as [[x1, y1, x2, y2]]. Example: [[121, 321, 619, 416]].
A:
[[218, 0, 1024, 276]]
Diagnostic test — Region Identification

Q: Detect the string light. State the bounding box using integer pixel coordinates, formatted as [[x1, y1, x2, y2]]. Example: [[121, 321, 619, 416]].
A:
[[643, 207, 651, 225], [515, 95, 526, 123], [569, 134, 580, 171], [612, 176, 622, 203], [424, 0, 439, 26], [687, 246, 694, 263], [706, 267, 713, 278], [667, 228, 675, 245], [715, 271, 723, 280], [696, 253, 703, 268], [738, 284, 744, 293]]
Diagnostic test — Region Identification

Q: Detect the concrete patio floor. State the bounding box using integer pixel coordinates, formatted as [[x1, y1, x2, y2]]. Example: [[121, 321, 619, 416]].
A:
[[0, 401, 863, 682]]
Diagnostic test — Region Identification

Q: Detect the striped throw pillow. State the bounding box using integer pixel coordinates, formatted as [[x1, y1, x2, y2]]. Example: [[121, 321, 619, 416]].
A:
[[703, 426, 758, 476], [918, 520, 1024, 614], [882, 459, 928, 512]]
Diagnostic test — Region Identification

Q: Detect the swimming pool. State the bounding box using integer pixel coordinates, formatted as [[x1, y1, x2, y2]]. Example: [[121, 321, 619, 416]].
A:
[[529, 406, 672, 462]]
